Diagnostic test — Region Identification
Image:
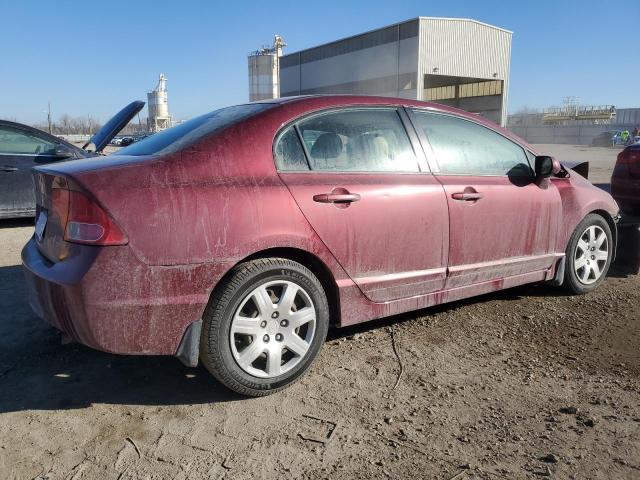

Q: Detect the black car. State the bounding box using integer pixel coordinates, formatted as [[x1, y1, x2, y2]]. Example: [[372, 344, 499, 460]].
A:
[[0, 101, 144, 219], [119, 136, 136, 147]]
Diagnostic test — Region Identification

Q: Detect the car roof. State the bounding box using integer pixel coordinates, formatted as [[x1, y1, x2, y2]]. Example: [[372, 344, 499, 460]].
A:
[[268, 95, 534, 152]]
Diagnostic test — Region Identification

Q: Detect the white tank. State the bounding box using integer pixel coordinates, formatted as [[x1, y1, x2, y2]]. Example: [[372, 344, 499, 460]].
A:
[[147, 74, 171, 132], [248, 35, 286, 102]]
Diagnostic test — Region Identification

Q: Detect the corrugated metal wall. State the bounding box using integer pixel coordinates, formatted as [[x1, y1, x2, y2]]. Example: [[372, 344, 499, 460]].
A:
[[280, 19, 419, 98], [508, 108, 640, 144], [509, 124, 639, 145], [418, 18, 512, 125], [277, 17, 512, 125], [615, 108, 640, 126]]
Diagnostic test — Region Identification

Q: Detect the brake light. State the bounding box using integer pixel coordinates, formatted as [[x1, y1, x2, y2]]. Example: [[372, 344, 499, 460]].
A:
[[50, 188, 70, 230], [51, 187, 127, 245], [617, 148, 640, 165]]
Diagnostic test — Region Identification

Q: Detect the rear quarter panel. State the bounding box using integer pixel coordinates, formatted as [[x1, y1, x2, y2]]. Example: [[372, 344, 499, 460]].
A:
[[59, 109, 353, 279]]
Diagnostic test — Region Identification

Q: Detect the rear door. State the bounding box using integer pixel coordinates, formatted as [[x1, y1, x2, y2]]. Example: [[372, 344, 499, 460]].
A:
[[409, 110, 562, 288], [0, 125, 60, 217], [276, 107, 449, 303]]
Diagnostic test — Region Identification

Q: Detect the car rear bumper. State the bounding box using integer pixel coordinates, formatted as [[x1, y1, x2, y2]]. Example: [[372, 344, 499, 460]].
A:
[[21, 237, 228, 356]]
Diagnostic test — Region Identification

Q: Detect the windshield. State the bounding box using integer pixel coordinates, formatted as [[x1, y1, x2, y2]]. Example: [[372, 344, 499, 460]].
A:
[[117, 103, 276, 156]]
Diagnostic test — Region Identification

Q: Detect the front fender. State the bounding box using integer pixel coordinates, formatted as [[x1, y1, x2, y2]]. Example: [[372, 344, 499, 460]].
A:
[[553, 173, 620, 254]]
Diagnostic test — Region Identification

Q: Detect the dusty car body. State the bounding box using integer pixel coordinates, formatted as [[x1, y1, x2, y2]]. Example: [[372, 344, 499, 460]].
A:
[[22, 95, 619, 395]]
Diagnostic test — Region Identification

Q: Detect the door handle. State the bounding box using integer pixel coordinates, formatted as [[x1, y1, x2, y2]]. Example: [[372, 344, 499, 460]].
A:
[[451, 192, 484, 201], [1, 166, 18, 172], [313, 192, 361, 204]]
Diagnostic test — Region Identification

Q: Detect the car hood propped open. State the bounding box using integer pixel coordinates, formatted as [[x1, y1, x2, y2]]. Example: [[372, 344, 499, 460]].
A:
[[82, 100, 145, 153]]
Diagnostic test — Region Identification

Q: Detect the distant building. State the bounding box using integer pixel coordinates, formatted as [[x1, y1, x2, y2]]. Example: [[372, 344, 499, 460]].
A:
[[248, 35, 286, 102], [147, 74, 172, 133], [276, 18, 512, 126]]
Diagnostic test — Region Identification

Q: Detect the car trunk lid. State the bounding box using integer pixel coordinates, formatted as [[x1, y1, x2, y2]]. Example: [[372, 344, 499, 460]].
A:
[[82, 100, 145, 153]]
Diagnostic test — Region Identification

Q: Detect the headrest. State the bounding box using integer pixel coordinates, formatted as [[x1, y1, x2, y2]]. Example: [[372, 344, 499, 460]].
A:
[[310, 133, 343, 159]]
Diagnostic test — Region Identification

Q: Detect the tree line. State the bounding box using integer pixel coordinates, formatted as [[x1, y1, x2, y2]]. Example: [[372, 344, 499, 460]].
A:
[[24, 114, 147, 136]]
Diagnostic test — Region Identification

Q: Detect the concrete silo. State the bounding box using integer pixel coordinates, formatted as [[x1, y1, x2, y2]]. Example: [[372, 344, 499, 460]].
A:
[[147, 74, 172, 133], [248, 35, 286, 102]]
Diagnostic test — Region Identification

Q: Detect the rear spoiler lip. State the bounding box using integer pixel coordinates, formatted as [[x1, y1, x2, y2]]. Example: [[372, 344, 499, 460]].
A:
[[561, 160, 589, 179], [32, 167, 87, 195]]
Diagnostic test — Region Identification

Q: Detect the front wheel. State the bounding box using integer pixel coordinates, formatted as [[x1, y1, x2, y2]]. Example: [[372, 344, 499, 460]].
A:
[[563, 214, 613, 294], [200, 258, 329, 396]]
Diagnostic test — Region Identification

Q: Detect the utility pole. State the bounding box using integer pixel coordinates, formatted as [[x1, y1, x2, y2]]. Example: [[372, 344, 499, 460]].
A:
[[47, 101, 52, 134]]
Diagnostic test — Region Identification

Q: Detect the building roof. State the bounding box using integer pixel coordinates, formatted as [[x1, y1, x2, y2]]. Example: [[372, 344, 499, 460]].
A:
[[418, 17, 513, 34], [280, 17, 512, 59]]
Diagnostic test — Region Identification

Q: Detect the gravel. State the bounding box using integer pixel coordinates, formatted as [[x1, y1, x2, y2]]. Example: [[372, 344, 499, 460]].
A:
[[1, 145, 638, 479]]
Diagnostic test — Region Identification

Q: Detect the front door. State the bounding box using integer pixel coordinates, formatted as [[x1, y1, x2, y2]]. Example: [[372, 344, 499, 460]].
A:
[[410, 110, 562, 288], [275, 107, 449, 303]]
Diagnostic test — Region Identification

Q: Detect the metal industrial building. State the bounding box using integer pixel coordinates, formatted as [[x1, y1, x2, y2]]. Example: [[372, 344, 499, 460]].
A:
[[277, 17, 512, 126]]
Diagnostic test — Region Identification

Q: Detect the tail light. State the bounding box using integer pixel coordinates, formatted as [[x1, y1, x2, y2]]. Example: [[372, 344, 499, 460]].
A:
[[617, 148, 640, 165], [50, 187, 127, 245]]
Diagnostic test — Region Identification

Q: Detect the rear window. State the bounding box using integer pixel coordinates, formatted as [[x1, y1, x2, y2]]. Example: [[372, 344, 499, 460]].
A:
[[117, 103, 275, 156]]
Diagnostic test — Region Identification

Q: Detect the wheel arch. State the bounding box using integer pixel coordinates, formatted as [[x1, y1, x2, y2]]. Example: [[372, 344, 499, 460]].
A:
[[219, 247, 341, 328], [588, 209, 618, 262]]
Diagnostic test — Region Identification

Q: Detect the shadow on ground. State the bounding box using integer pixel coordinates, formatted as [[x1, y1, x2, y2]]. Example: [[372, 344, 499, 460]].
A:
[[0, 218, 33, 229], [0, 249, 633, 413], [0, 265, 239, 413]]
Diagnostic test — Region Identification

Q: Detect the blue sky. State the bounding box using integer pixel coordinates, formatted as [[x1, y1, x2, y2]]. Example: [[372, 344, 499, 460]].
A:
[[1, 0, 637, 124]]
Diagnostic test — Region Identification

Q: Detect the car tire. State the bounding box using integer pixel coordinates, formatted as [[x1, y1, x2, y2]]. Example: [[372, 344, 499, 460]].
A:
[[199, 257, 329, 396], [563, 214, 613, 294]]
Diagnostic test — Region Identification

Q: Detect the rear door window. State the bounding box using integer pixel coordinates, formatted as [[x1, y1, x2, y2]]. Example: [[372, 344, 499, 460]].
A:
[[0, 127, 56, 156], [274, 127, 309, 171], [412, 111, 532, 176], [277, 109, 419, 173]]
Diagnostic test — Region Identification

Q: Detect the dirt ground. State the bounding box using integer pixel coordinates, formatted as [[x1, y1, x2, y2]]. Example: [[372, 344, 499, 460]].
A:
[[1, 145, 638, 480]]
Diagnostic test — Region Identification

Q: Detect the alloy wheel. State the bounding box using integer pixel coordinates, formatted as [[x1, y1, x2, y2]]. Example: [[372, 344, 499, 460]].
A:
[[229, 280, 316, 378], [573, 225, 609, 285]]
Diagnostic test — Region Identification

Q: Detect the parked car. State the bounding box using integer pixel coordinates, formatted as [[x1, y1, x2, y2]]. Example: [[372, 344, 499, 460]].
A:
[[0, 101, 144, 219], [591, 131, 619, 147], [22, 95, 619, 396], [611, 144, 640, 214]]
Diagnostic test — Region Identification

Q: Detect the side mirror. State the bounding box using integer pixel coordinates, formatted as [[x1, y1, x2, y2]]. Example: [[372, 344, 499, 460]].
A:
[[54, 144, 74, 159], [534, 156, 554, 179]]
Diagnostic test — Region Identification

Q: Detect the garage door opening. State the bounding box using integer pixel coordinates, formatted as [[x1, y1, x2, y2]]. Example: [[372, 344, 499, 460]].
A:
[[424, 74, 504, 125]]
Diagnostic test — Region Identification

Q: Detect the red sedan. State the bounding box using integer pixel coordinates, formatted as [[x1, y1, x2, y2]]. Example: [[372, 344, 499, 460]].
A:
[[22, 96, 619, 396], [611, 144, 640, 215]]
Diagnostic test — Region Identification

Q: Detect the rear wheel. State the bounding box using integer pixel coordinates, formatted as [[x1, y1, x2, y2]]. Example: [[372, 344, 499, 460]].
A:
[[563, 214, 612, 294], [200, 258, 329, 396]]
